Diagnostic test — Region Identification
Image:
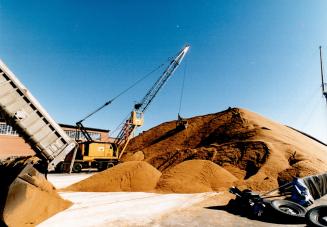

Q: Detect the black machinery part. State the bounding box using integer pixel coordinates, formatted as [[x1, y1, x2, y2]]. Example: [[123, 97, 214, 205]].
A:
[[269, 199, 307, 222], [305, 205, 327, 227], [72, 163, 82, 173]]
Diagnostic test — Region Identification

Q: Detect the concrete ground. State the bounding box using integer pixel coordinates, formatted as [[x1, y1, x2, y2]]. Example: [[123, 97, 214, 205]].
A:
[[39, 191, 212, 227], [38, 173, 327, 227], [47, 172, 95, 189]]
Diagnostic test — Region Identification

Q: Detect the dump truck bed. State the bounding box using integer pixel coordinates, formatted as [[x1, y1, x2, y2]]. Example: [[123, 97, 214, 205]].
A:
[[0, 60, 76, 171]]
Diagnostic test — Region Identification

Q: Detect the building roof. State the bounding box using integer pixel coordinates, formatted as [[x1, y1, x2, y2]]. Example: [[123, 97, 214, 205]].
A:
[[59, 123, 109, 133], [0, 119, 109, 133]]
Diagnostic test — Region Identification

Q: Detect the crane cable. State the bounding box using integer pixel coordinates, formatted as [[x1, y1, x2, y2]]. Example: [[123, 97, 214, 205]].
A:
[[77, 63, 165, 123], [301, 94, 322, 130], [110, 47, 187, 135], [178, 58, 188, 116]]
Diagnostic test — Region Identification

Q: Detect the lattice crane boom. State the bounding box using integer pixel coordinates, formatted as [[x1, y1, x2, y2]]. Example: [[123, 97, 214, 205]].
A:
[[114, 45, 190, 155], [134, 45, 190, 113]]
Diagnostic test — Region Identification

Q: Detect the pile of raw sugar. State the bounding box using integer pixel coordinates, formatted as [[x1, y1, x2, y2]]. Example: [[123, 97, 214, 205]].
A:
[[65, 161, 161, 192], [0, 157, 71, 226], [156, 160, 238, 193], [125, 107, 327, 191], [63, 107, 327, 194]]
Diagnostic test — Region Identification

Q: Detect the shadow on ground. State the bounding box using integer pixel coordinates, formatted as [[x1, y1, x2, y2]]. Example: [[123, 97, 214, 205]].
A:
[[204, 204, 306, 225]]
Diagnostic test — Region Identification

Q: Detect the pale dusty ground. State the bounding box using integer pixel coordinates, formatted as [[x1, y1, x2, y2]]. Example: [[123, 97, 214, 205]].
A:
[[38, 191, 212, 227], [39, 173, 327, 227], [42, 174, 215, 227], [48, 173, 95, 189]]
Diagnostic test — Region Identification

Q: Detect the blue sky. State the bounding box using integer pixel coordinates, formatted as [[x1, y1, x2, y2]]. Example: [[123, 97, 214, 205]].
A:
[[1, 1, 327, 141]]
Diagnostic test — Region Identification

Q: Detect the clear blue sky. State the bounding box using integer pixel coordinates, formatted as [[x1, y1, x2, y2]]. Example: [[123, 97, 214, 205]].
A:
[[1, 1, 327, 141]]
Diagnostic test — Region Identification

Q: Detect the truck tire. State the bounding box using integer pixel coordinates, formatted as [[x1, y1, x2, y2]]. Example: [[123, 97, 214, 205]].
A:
[[72, 163, 82, 173], [98, 162, 108, 171], [98, 162, 115, 171], [305, 205, 327, 227], [55, 162, 64, 173], [269, 199, 306, 222]]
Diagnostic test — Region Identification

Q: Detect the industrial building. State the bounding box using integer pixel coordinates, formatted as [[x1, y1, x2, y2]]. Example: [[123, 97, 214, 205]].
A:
[[0, 118, 111, 157]]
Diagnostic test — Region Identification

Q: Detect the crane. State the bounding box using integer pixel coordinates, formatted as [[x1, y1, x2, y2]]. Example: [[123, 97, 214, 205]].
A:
[[66, 45, 190, 172], [114, 45, 190, 156]]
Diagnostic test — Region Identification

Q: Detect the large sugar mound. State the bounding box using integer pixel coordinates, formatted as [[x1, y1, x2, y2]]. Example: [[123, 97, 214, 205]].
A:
[[65, 161, 161, 192], [156, 160, 238, 193], [125, 107, 327, 191]]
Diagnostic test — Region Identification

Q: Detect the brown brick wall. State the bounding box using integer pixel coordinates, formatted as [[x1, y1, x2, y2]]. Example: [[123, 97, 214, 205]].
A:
[[0, 135, 34, 158]]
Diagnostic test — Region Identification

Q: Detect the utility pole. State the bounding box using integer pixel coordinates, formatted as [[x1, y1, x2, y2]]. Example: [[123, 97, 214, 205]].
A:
[[319, 46, 327, 103]]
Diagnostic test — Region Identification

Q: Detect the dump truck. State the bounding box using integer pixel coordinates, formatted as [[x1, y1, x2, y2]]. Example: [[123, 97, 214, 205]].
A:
[[0, 60, 77, 172], [0, 59, 79, 226]]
